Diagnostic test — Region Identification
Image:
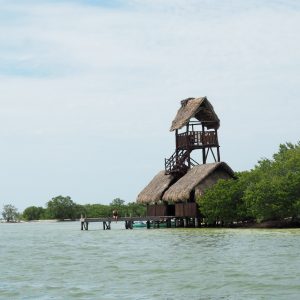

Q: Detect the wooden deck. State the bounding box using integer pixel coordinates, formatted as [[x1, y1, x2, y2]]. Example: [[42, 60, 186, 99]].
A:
[[80, 216, 200, 230], [177, 130, 218, 149]]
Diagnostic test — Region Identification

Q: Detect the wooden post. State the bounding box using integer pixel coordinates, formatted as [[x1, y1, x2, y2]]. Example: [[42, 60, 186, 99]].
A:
[[202, 124, 206, 164], [186, 123, 189, 150], [146, 220, 150, 229], [103, 221, 111, 230], [166, 218, 171, 228], [183, 218, 187, 227], [217, 146, 220, 162], [192, 218, 196, 227], [202, 148, 206, 164], [175, 130, 179, 168], [125, 220, 133, 229], [216, 127, 220, 162], [195, 218, 199, 228]]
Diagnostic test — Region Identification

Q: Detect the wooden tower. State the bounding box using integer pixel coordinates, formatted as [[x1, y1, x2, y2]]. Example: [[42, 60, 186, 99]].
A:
[[165, 97, 220, 175]]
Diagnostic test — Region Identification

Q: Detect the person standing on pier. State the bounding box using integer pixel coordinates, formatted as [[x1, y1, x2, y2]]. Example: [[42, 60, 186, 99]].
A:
[[112, 209, 118, 222]]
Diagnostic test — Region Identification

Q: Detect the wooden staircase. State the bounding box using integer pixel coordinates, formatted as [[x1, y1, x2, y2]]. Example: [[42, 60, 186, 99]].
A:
[[165, 149, 199, 175]]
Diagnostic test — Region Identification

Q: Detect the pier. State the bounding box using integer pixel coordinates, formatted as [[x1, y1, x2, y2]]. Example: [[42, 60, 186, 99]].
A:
[[80, 216, 200, 230]]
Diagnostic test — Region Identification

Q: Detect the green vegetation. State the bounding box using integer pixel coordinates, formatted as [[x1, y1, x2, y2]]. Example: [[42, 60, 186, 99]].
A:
[[2, 204, 20, 222], [46, 196, 78, 220], [23, 206, 45, 221], [198, 142, 300, 225], [10, 196, 146, 221], [2, 142, 298, 225]]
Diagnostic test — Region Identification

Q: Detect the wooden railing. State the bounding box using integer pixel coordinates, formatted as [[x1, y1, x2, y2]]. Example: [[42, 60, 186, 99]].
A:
[[165, 149, 190, 174], [177, 131, 217, 149]]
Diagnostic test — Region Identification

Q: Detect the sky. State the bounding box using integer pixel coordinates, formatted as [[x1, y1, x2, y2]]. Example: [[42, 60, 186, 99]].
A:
[[0, 0, 299, 211]]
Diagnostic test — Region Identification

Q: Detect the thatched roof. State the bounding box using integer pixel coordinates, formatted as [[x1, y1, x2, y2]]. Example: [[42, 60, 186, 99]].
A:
[[162, 162, 234, 202], [170, 97, 220, 131], [136, 171, 177, 204]]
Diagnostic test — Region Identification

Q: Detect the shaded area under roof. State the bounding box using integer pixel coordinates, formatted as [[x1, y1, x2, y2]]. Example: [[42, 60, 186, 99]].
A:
[[136, 171, 177, 204], [170, 97, 220, 131], [162, 162, 234, 202]]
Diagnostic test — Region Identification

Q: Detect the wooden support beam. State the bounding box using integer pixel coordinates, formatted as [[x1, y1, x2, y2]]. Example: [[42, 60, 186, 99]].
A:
[[166, 218, 171, 228], [210, 147, 217, 162], [202, 148, 206, 164], [84, 222, 88, 230], [103, 221, 111, 230], [125, 220, 133, 229]]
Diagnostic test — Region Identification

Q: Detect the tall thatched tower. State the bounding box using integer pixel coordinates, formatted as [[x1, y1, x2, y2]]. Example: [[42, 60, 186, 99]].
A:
[[137, 97, 233, 224], [165, 97, 220, 175]]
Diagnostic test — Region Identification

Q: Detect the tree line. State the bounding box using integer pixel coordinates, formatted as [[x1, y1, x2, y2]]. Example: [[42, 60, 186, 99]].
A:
[[2, 142, 299, 225], [197, 142, 300, 225], [1, 197, 146, 222]]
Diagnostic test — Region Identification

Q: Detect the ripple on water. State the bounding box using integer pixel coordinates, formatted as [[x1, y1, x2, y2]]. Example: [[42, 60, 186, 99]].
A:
[[0, 223, 300, 299]]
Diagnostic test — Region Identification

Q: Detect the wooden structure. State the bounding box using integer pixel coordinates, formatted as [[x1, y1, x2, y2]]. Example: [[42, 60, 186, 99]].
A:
[[137, 96, 234, 225], [79, 97, 233, 231], [163, 162, 234, 217], [80, 216, 177, 230], [165, 97, 220, 175]]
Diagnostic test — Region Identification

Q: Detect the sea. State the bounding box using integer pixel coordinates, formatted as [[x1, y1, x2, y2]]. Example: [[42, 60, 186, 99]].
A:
[[0, 221, 299, 299]]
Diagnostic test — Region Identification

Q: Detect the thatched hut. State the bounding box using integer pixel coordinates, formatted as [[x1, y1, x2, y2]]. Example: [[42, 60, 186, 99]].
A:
[[162, 162, 234, 217], [165, 97, 221, 175], [136, 171, 177, 216], [170, 96, 220, 132]]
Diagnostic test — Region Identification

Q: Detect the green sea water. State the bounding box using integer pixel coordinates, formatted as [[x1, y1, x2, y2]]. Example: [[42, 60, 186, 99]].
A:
[[0, 222, 299, 299]]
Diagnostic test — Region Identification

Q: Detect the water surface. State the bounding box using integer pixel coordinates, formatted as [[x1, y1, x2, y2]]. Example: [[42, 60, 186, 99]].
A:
[[0, 222, 299, 299]]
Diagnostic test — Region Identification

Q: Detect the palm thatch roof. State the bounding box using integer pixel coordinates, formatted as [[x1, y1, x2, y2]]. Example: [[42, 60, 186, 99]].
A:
[[136, 171, 177, 204], [162, 162, 234, 202], [170, 97, 220, 131]]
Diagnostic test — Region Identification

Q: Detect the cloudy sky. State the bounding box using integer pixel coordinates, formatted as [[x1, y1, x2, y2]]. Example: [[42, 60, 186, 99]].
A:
[[0, 0, 299, 211]]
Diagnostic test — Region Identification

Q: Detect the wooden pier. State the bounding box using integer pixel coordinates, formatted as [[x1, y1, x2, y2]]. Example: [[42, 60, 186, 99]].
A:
[[80, 216, 200, 230]]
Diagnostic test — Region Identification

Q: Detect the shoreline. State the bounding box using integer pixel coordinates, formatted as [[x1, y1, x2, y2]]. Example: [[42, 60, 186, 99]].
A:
[[204, 219, 300, 229], [2, 219, 300, 229]]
